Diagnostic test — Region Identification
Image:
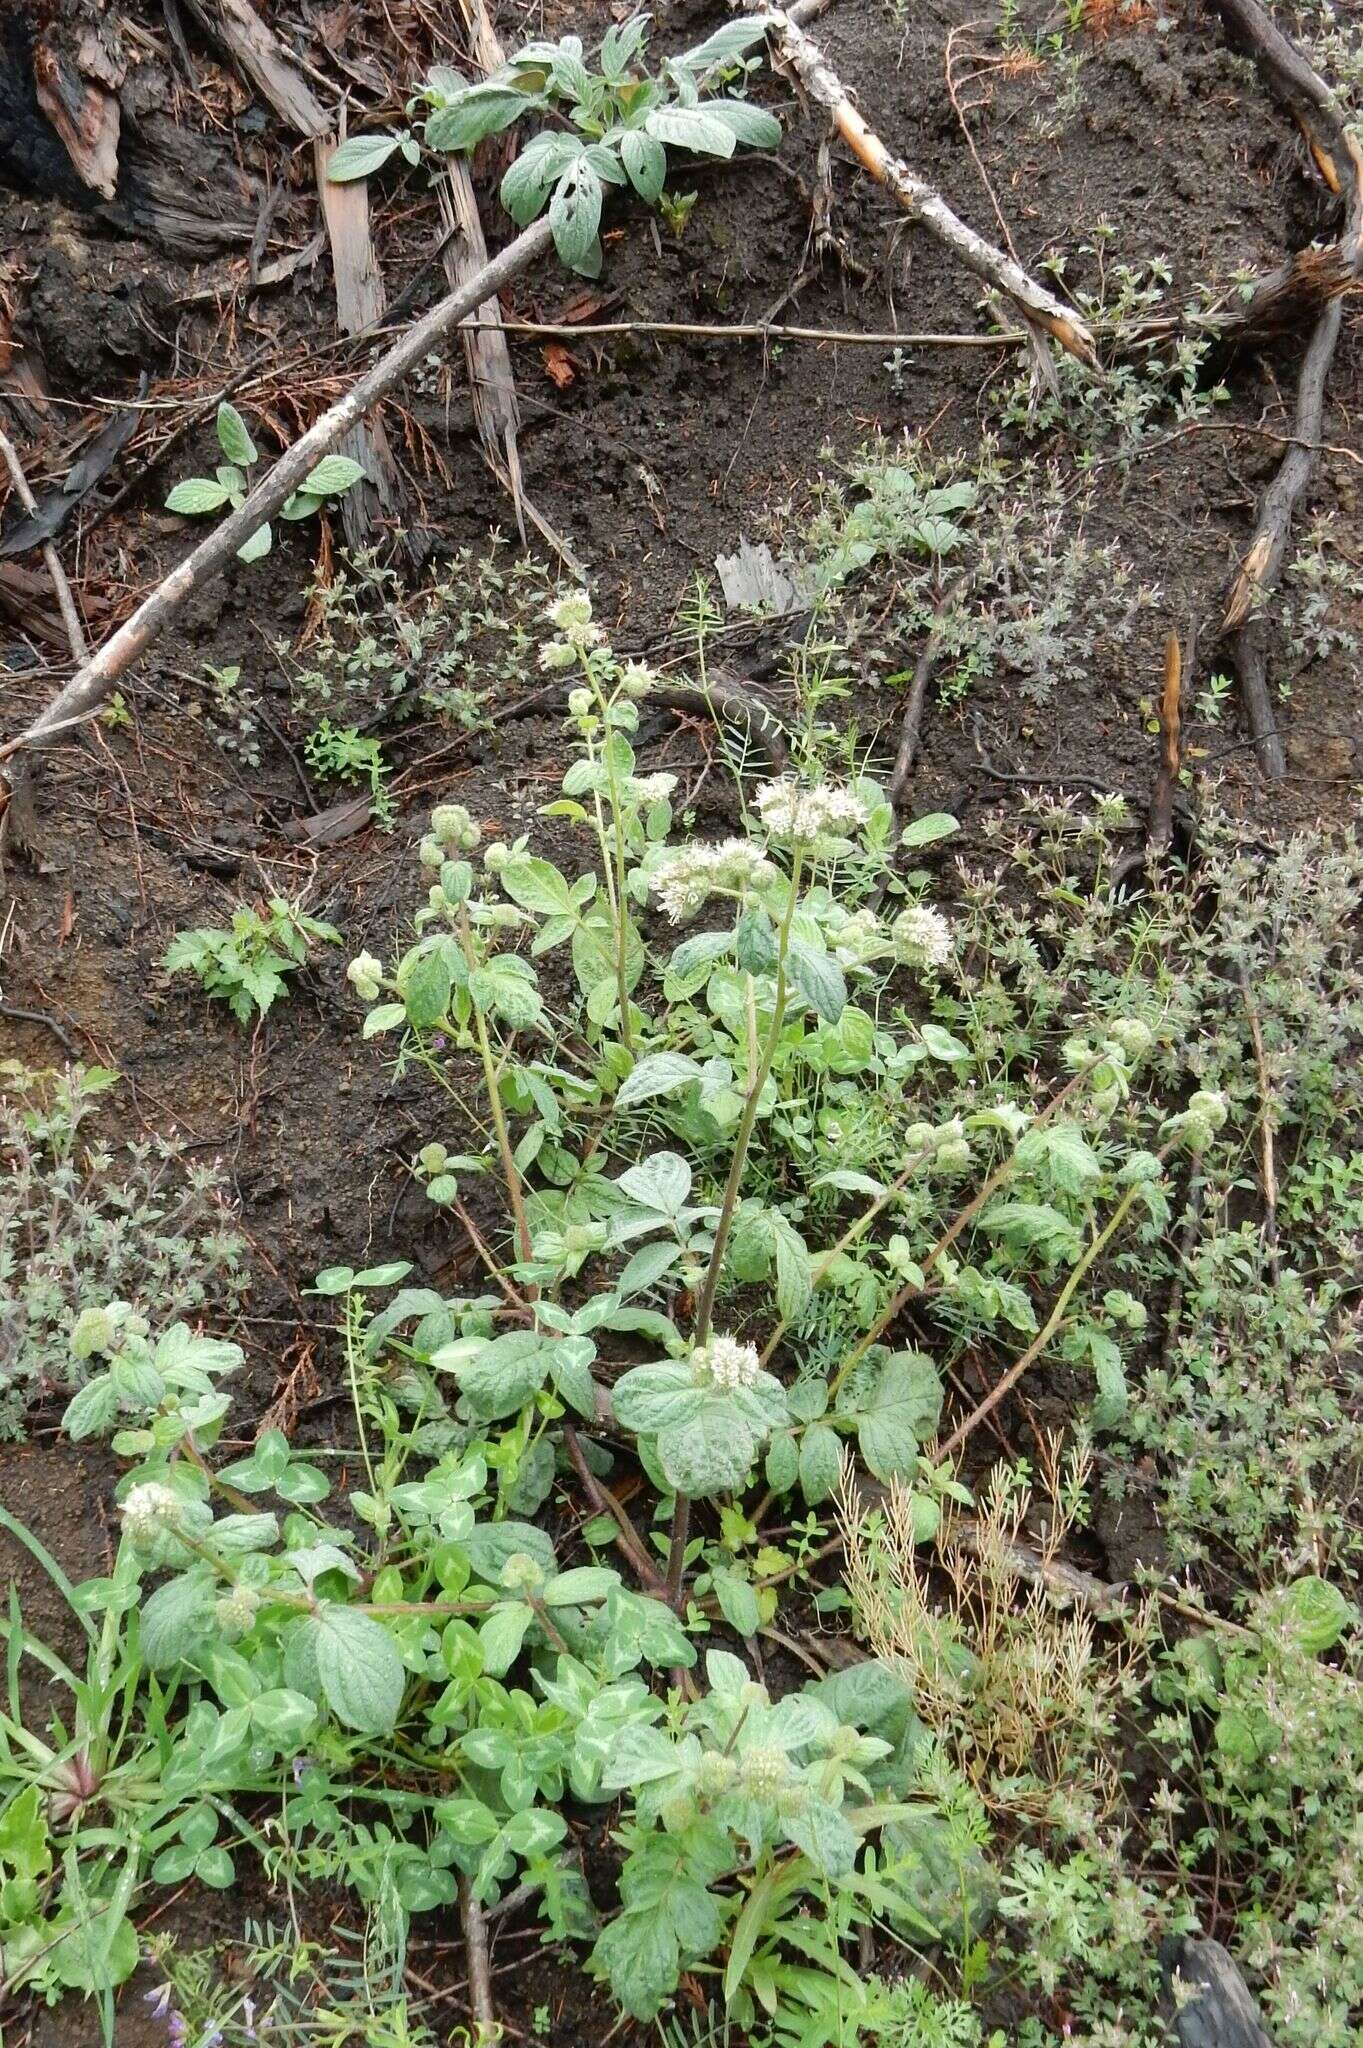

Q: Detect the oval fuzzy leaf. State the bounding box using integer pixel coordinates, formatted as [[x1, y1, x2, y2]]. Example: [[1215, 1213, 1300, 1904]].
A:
[[303, 454, 366, 497], [215, 402, 258, 466], [326, 133, 402, 182], [424, 87, 527, 154], [899, 810, 958, 849], [620, 128, 667, 202], [313, 1605, 406, 1734], [549, 156, 604, 277], [235, 522, 272, 564], [645, 105, 737, 159], [166, 477, 230, 516], [616, 1050, 703, 1108], [704, 100, 782, 151], [402, 947, 453, 1030], [140, 1571, 216, 1671]]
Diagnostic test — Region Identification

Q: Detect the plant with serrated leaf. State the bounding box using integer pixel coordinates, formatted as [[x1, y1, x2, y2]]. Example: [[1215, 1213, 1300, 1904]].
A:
[[582, 1647, 943, 2019], [329, 17, 783, 278], [164, 896, 341, 1024], [164, 402, 366, 563], [350, 595, 1179, 1625]]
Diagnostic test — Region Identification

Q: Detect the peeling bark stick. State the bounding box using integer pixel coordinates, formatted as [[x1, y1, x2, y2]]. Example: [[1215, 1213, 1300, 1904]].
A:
[[0, 217, 555, 769], [1208, 0, 1363, 780], [750, 7, 1097, 364], [0, 429, 89, 665]]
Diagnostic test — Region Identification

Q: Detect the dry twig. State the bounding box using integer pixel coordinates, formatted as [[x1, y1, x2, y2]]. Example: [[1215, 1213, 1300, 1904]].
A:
[[1209, 0, 1363, 779], [0, 218, 556, 774], [748, 5, 1097, 363]]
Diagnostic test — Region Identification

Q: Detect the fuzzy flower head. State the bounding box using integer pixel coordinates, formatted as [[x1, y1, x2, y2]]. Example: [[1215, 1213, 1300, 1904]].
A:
[[891, 903, 953, 971], [741, 1744, 794, 1801], [346, 951, 383, 1002], [547, 591, 595, 639], [829, 906, 888, 968], [626, 771, 677, 805], [619, 660, 656, 699], [754, 777, 868, 848], [650, 838, 778, 922], [692, 1334, 761, 1392], [121, 1482, 182, 1545], [431, 803, 481, 853], [500, 1550, 547, 1595], [215, 1586, 259, 1640]]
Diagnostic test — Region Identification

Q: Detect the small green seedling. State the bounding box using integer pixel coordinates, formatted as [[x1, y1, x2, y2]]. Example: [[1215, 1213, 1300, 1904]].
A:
[[165, 403, 366, 563], [327, 15, 782, 277], [164, 897, 341, 1023]]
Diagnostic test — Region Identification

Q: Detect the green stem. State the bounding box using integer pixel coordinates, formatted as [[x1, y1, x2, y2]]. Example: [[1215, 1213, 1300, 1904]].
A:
[[664, 1493, 690, 1611], [828, 1054, 1104, 1400], [583, 716, 635, 1053], [457, 911, 534, 1271], [693, 853, 803, 1346], [939, 1141, 1174, 1457]]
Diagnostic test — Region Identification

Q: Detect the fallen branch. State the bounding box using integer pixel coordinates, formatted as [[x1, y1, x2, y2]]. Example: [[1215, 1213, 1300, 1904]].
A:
[[0, 217, 555, 771], [457, 1878, 498, 2047], [886, 582, 965, 822], [750, 6, 1097, 363], [0, 428, 88, 664], [1209, 0, 1363, 780]]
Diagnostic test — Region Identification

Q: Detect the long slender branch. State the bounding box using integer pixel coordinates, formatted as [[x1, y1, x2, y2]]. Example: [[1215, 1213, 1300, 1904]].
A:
[[0, 217, 555, 770], [0, 431, 88, 665], [749, 7, 1096, 363], [1206, 0, 1363, 780]]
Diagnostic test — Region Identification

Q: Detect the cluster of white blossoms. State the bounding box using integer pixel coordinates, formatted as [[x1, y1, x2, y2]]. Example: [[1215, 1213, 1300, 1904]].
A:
[[120, 1481, 183, 1543], [828, 905, 889, 969], [650, 838, 778, 922], [215, 1586, 260, 1639], [891, 902, 953, 970], [625, 771, 678, 805], [540, 591, 602, 670], [754, 777, 868, 844], [693, 1334, 762, 1392]]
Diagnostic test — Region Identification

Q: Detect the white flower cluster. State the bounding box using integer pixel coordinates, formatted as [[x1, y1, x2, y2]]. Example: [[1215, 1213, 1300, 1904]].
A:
[[891, 902, 953, 970], [215, 1586, 260, 1638], [693, 1334, 762, 1392], [755, 778, 868, 845], [650, 838, 777, 922], [829, 906, 888, 968], [120, 1481, 182, 1544], [626, 771, 677, 804], [540, 591, 602, 671], [430, 803, 481, 852]]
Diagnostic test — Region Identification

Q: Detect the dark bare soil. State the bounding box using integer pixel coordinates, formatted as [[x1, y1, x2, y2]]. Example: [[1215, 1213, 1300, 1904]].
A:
[[1, 0, 1361, 2035]]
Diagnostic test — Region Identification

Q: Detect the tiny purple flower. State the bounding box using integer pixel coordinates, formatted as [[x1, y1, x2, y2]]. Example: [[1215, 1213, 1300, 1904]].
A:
[[144, 1985, 174, 2020], [291, 1754, 314, 1790]]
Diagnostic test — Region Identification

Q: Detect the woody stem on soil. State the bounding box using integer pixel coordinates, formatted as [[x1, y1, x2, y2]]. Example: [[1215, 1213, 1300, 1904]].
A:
[[0, 216, 555, 774], [747, 4, 1097, 364], [1207, 0, 1363, 780]]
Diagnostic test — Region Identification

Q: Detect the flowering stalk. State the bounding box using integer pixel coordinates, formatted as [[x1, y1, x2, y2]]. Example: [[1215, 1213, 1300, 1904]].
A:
[[692, 846, 804, 1348], [456, 908, 534, 1271], [583, 675, 636, 1053]]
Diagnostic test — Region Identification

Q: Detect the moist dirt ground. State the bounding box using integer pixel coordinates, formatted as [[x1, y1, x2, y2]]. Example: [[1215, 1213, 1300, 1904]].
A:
[[1, 0, 1360, 2038]]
